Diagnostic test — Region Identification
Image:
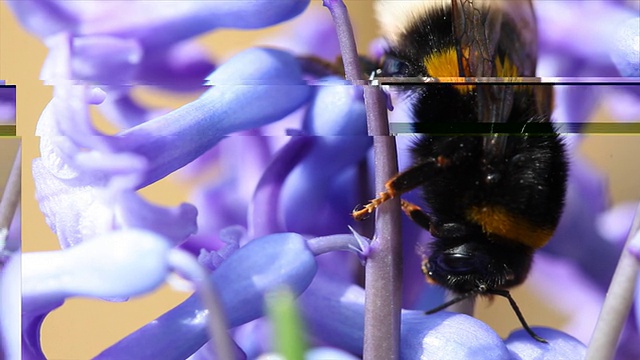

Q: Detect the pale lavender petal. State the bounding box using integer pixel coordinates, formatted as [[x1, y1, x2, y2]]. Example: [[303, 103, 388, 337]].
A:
[[22, 229, 171, 313], [596, 202, 638, 244], [505, 328, 587, 360], [21, 230, 172, 357], [298, 275, 511, 359], [305, 347, 359, 360], [611, 17, 640, 77]]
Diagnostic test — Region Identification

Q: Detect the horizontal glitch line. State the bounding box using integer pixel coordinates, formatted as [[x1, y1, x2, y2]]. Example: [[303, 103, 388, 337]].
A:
[[389, 122, 640, 135]]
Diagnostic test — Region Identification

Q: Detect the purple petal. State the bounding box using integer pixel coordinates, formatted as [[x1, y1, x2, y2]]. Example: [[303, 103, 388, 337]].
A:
[[257, 7, 340, 61], [505, 327, 587, 360], [70, 36, 142, 83], [0, 86, 16, 124], [401, 311, 510, 360], [249, 136, 314, 238], [7, 1, 310, 48], [596, 202, 638, 244], [113, 47, 311, 188], [22, 230, 172, 314], [97, 92, 170, 129], [536, 1, 637, 70], [114, 191, 198, 246], [281, 79, 370, 236], [135, 41, 216, 90], [96, 232, 317, 360], [298, 275, 511, 359], [21, 230, 172, 358]]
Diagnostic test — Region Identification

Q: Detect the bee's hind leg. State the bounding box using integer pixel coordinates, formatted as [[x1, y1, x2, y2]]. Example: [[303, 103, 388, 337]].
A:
[[352, 159, 439, 220]]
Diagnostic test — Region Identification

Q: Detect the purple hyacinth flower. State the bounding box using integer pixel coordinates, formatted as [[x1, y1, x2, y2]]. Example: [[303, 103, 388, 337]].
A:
[[10, 0, 640, 358], [95, 232, 367, 359], [6, 0, 309, 86], [34, 46, 311, 248]]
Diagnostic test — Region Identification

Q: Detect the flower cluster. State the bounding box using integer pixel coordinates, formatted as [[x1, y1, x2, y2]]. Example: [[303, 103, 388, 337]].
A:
[[2, 0, 639, 359]]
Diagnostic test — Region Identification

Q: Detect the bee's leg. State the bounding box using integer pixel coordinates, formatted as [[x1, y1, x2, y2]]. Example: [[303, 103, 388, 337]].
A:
[[352, 158, 442, 220], [400, 199, 433, 231], [401, 200, 473, 239]]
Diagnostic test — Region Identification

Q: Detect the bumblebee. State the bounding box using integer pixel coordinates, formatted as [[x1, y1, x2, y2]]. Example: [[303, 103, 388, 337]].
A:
[[353, 0, 568, 342]]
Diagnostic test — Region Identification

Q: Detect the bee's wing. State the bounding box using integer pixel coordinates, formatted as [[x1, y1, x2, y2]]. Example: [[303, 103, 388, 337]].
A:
[[450, 0, 501, 78], [451, 0, 540, 162], [451, 0, 537, 78]]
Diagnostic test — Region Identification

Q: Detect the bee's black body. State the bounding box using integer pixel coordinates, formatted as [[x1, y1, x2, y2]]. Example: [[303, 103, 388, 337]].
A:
[[355, 0, 569, 341]]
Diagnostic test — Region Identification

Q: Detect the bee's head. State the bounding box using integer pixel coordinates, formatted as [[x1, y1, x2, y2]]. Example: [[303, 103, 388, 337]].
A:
[[422, 234, 534, 294]]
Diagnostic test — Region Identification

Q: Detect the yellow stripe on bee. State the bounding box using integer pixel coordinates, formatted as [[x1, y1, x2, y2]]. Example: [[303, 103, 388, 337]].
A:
[[467, 206, 553, 249], [423, 47, 473, 93], [423, 48, 521, 94]]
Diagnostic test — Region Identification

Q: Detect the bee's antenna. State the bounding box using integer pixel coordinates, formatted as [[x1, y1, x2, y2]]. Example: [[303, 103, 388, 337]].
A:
[[424, 291, 477, 314], [487, 288, 548, 343]]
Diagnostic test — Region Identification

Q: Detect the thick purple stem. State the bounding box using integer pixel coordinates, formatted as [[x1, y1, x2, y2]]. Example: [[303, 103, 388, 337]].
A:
[[323, 1, 402, 359]]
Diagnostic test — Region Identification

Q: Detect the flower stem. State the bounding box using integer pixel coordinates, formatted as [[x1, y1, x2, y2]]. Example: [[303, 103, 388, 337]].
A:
[[168, 248, 236, 360], [0, 144, 20, 257], [324, 1, 402, 359], [586, 202, 640, 360]]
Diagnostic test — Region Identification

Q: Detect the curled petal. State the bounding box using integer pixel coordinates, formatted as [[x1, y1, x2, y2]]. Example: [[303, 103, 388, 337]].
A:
[[21, 230, 172, 358], [505, 327, 587, 359], [114, 191, 198, 246], [249, 136, 314, 238], [22, 229, 172, 314], [113, 47, 311, 188]]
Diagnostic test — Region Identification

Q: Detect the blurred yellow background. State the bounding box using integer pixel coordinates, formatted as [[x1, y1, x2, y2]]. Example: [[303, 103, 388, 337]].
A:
[[1, 1, 638, 359]]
